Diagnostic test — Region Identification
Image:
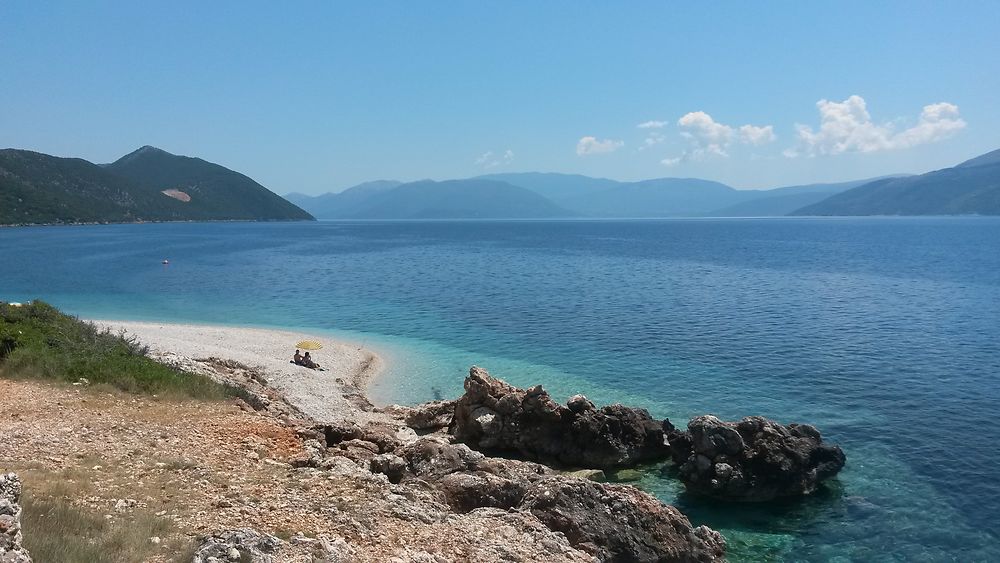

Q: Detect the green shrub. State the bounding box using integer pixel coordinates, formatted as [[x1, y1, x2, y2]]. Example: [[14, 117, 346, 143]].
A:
[[0, 300, 232, 399]]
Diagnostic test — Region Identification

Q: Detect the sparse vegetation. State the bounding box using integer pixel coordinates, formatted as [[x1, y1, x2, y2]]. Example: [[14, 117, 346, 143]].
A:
[[20, 491, 182, 563], [0, 300, 233, 399]]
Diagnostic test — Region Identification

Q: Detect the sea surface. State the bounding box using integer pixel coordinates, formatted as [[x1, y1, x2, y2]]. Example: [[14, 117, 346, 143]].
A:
[[2, 218, 999, 561]]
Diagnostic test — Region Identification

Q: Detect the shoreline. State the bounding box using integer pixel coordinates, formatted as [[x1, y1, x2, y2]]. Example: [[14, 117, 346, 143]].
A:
[[93, 319, 390, 426], [0, 218, 317, 229]]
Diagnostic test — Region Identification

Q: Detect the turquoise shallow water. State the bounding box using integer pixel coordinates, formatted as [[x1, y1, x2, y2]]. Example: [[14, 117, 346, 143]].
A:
[[2, 218, 999, 561]]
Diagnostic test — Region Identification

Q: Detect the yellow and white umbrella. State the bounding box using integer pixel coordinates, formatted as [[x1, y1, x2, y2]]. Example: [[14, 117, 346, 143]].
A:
[[295, 340, 323, 351]]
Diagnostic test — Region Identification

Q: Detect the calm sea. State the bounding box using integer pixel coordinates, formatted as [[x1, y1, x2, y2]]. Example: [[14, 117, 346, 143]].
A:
[[3, 218, 999, 561]]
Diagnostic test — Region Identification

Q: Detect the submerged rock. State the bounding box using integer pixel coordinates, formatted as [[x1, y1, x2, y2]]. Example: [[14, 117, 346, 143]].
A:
[[673, 415, 846, 501], [0, 473, 31, 563], [452, 366, 674, 469]]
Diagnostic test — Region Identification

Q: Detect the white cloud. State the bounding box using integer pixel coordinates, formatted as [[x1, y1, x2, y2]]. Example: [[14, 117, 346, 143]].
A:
[[892, 102, 966, 149], [739, 124, 776, 145], [788, 95, 966, 157], [639, 131, 666, 151], [576, 136, 624, 156], [474, 149, 514, 168], [637, 120, 668, 129], [663, 111, 774, 164]]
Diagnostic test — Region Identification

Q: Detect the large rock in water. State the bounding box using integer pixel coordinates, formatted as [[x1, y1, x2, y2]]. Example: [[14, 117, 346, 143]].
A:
[[0, 473, 32, 563], [523, 478, 726, 563], [671, 415, 846, 501], [452, 366, 673, 468]]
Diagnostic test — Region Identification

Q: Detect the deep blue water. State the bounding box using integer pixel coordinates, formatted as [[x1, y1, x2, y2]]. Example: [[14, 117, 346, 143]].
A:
[[2, 218, 999, 561]]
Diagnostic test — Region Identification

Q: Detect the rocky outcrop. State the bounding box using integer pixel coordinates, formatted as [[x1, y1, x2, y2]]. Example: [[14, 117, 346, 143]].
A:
[[400, 399, 456, 430], [192, 528, 282, 563], [0, 473, 31, 563], [452, 366, 673, 469], [310, 427, 726, 562], [523, 478, 725, 563], [671, 415, 846, 501]]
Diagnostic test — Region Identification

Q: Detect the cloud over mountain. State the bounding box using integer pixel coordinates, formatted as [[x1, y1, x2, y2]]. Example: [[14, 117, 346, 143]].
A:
[[577, 136, 624, 156], [786, 95, 966, 157], [475, 149, 515, 169], [661, 112, 775, 165]]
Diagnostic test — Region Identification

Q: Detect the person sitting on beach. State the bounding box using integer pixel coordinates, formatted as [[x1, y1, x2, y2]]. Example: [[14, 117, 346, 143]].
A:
[[293, 349, 304, 365], [302, 351, 321, 370]]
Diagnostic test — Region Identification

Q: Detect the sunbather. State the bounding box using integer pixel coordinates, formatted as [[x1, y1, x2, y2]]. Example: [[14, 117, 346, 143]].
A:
[[303, 351, 321, 370]]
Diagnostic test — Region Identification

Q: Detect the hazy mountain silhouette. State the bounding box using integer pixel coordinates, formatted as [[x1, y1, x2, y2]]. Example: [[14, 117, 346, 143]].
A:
[[292, 172, 923, 219], [476, 172, 621, 205], [286, 180, 402, 219], [708, 177, 906, 217], [339, 179, 575, 219], [792, 149, 1000, 216]]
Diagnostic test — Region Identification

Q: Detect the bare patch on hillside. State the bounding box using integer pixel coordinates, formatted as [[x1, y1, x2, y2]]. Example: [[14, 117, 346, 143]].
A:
[[161, 189, 191, 202]]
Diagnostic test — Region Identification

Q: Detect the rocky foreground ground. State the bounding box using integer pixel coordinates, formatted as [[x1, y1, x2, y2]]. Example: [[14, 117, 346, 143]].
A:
[[2, 347, 846, 562], [0, 371, 724, 562]]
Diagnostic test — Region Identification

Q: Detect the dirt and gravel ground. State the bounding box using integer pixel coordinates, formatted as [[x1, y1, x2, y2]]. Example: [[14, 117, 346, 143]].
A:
[[0, 378, 594, 562]]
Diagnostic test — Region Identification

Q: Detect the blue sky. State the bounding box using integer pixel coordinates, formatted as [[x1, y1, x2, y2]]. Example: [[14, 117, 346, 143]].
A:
[[2, 1, 998, 194]]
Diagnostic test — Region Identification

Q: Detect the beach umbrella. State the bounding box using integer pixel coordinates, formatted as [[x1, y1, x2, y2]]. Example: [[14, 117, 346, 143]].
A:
[[296, 340, 323, 351]]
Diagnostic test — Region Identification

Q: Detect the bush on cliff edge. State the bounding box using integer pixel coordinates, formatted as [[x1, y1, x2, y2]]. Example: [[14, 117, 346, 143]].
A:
[[0, 300, 229, 399]]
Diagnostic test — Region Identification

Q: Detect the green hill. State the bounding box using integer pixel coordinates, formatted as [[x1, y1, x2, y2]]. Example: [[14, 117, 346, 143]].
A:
[[792, 149, 1000, 216], [105, 146, 312, 221], [0, 149, 175, 225], [0, 146, 312, 226]]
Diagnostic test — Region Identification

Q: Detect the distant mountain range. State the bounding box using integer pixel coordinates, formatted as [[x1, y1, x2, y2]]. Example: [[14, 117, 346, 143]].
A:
[[5, 144, 997, 225], [0, 146, 312, 225], [291, 148, 999, 219], [793, 148, 1000, 216], [289, 172, 910, 220]]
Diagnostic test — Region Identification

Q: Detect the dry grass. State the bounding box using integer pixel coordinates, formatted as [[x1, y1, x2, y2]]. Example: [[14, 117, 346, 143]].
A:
[[20, 490, 188, 563]]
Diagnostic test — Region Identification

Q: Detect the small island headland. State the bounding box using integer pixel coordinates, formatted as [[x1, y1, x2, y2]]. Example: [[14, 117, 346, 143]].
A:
[[2, 310, 845, 561]]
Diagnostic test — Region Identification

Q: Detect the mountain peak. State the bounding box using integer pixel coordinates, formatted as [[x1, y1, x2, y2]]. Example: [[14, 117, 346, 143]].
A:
[[112, 145, 172, 166], [131, 145, 170, 156]]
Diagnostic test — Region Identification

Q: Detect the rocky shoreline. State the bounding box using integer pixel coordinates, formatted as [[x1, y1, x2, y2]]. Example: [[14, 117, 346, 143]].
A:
[[3, 326, 847, 561]]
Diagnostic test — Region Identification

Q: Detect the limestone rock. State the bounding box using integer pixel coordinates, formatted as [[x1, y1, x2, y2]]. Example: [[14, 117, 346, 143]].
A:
[[192, 528, 282, 563], [370, 453, 408, 483], [399, 437, 486, 480], [437, 471, 527, 513], [0, 473, 31, 563], [563, 469, 607, 482], [402, 400, 456, 430], [452, 366, 674, 469], [522, 477, 725, 562], [673, 415, 846, 501], [394, 437, 724, 561]]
